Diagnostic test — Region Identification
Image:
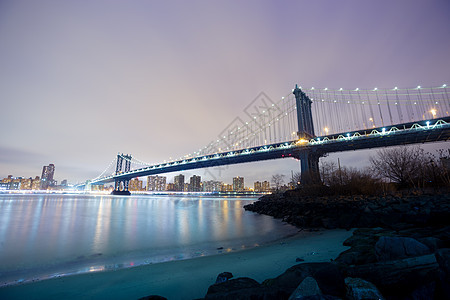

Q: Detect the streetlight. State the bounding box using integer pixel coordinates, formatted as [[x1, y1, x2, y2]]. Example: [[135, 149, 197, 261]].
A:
[[324, 127, 329, 135], [430, 109, 437, 118]]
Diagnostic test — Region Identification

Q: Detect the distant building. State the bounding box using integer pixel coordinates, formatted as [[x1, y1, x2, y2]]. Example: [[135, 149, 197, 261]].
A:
[[254, 181, 262, 192], [129, 178, 144, 191], [221, 183, 233, 192], [41, 164, 55, 189], [147, 175, 166, 191], [174, 174, 185, 191], [20, 178, 32, 190], [31, 176, 41, 190], [262, 180, 270, 192], [189, 175, 201, 192], [203, 180, 222, 192], [61, 179, 68, 186], [233, 176, 244, 192], [2, 175, 13, 184], [166, 183, 176, 191]]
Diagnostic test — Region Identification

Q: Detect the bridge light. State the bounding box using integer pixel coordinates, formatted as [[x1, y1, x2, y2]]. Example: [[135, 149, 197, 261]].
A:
[[355, 88, 359, 91], [417, 85, 421, 89], [339, 88, 343, 91], [324, 87, 328, 91], [426, 121, 430, 127], [373, 87, 378, 91], [346, 133, 350, 137], [443, 84, 447, 88], [311, 87, 315, 90], [394, 86, 398, 90], [282, 97, 285, 99], [324, 127, 329, 134], [382, 128, 386, 134], [430, 109, 437, 117]]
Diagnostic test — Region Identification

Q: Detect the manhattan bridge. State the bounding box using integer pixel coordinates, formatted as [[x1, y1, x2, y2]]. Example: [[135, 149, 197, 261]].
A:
[[78, 84, 450, 195]]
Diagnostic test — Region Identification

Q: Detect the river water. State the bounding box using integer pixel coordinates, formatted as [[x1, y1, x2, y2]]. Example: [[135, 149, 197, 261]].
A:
[[0, 194, 298, 286]]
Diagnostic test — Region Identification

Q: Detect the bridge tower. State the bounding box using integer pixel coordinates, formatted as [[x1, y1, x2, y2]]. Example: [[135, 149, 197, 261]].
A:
[[293, 84, 321, 185], [112, 153, 132, 195]]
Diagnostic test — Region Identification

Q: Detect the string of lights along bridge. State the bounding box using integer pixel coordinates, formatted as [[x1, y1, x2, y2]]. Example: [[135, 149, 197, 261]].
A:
[[80, 83, 450, 195]]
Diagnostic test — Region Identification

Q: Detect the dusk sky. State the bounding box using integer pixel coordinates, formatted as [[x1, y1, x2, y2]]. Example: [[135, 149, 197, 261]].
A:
[[1, 0, 449, 185]]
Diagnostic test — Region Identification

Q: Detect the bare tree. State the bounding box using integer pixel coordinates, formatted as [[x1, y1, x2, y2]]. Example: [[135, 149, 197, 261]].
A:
[[290, 172, 301, 188], [370, 146, 426, 187], [271, 174, 285, 191]]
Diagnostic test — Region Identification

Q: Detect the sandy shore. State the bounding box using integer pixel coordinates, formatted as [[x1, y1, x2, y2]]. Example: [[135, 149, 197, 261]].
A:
[[0, 229, 352, 300]]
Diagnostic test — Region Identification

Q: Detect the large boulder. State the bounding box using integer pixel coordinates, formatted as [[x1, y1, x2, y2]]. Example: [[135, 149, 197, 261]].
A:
[[346, 254, 440, 298], [375, 236, 431, 262], [204, 277, 285, 299], [288, 276, 322, 299], [215, 272, 233, 283], [344, 277, 385, 300], [266, 263, 346, 298]]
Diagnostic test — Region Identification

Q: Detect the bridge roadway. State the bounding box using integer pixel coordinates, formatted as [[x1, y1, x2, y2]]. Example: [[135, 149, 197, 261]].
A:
[[89, 117, 450, 186]]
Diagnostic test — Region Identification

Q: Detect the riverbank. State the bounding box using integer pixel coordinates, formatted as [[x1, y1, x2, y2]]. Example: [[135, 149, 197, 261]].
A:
[[228, 189, 450, 299], [0, 229, 352, 299]]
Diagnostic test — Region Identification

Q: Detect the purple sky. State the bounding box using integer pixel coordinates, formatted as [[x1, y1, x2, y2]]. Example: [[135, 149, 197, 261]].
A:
[[1, 0, 449, 185]]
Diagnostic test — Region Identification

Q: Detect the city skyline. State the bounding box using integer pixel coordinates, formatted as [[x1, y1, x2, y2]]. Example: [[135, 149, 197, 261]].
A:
[[1, 1, 449, 184]]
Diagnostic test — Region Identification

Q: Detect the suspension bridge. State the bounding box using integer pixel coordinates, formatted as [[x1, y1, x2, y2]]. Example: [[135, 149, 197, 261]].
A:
[[79, 84, 450, 195]]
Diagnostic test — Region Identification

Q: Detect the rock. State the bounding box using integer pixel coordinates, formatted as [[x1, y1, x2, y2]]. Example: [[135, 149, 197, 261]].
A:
[[417, 237, 444, 251], [267, 263, 346, 298], [409, 281, 436, 300], [215, 272, 233, 283], [206, 277, 260, 294], [138, 296, 167, 300], [435, 248, 450, 275], [375, 236, 431, 262], [345, 277, 385, 300], [435, 248, 450, 299], [288, 276, 322, 299], [205, 277, 284, 299], [346, 254, 439, 297], [296, 257, 305, 262]]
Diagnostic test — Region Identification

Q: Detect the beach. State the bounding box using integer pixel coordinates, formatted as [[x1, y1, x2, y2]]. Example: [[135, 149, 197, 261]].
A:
[[0, 229, 352, 300]]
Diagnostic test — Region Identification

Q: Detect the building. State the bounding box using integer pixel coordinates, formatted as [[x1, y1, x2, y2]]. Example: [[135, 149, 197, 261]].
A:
[[129, 178, 144, 191], [166, 183, 176, 191], [254, 181, 262, 192], [61, 179, 68, 186], [174, 174, 185, 191], [221, 183, 233, 192], [189, 175, 201, 192], [232, 176, 244, 192], [41, 164, 55, 189], [31, 176, 41, 190], [203, 180, 222, 192], [2, 175, 13, 184], [147, 175, 166, 191], [20, 178, 32, 190], [262, 180, 270, 192]]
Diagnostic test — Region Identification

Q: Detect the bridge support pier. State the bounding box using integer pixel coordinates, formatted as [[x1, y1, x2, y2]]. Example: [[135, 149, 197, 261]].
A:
[[296, 150, 321, 185], [111, 153, 132, 196]]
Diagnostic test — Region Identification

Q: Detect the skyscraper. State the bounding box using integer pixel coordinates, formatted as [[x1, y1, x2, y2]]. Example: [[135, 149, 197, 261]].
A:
[[147, 175, 167, 191], [233, 176, 244, 192], [174, 174, 185, 192], [203, 180, 222, 192], [41, 164, 55, 189], [189, 175, 201, 192]]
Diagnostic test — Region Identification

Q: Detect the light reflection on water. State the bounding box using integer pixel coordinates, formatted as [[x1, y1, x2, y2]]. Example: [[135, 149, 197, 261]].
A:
[[0, 194, 297, 286]]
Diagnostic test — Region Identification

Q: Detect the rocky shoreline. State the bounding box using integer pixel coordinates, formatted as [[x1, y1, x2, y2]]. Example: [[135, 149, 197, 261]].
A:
[[140, 189, 450, 299], [200, 190, 450, 299]]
